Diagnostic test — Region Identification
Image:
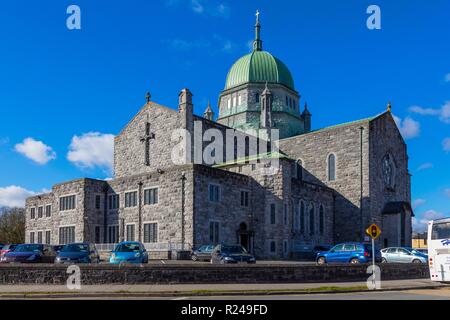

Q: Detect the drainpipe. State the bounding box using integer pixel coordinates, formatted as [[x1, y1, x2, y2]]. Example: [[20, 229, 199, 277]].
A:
[[138, 182, 143, 242], [181, 172, 186, 251], [359, 126, 364, 241]]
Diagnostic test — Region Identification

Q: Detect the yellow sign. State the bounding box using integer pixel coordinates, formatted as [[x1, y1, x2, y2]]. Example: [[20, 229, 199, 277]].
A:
[[366, 223, 382, 240]]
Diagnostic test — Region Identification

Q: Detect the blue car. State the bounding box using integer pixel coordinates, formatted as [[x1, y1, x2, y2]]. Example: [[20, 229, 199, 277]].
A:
[[316, 242, 381, 264], [109, 241, 149, 264]]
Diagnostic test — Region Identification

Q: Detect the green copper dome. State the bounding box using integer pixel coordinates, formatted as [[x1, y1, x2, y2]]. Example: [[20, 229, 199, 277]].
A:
[[225, 50, 295, 91]]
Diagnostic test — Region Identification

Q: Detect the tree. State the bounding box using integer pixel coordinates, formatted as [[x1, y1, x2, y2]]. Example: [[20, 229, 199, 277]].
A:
[[0, 207, 25, 244]]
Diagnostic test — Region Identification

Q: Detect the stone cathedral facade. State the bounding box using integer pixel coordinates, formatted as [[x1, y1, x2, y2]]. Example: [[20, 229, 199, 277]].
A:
[[25, 16, 412, 259]]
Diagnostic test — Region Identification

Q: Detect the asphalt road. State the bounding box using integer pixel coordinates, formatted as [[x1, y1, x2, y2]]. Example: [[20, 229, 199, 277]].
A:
[[66, 288, 448, 300]]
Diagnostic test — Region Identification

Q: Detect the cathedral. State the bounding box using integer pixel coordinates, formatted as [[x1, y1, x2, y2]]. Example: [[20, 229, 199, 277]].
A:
[[25, 15, 413, 259]]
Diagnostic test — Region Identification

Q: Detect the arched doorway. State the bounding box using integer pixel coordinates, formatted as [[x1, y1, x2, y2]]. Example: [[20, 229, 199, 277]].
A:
[[237, 222, 253, 253]]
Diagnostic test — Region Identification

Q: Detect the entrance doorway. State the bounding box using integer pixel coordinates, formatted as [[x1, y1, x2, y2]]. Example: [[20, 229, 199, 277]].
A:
[[237, 222, 253, 253]]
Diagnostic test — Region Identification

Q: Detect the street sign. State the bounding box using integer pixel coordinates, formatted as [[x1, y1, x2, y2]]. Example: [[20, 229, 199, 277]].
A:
[[366, 223, 382, 240]]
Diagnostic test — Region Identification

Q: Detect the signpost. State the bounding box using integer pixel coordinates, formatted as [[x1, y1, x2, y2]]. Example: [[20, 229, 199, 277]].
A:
[[366, 223, 381, 265], [366, 223, 381, 289]]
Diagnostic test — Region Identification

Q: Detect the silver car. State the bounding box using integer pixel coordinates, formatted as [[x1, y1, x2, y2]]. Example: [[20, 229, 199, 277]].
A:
[[381, 247, 428, 263]]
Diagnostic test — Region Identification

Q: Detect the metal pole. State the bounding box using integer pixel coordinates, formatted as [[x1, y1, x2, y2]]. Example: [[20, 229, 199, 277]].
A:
[[372, 237, 376, 288]]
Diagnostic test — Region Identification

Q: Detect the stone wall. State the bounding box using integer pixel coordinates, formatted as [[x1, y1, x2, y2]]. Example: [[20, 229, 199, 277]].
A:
[[369, 113, 412, 247], [279, 118, 371, 243], [26, 179, 93, 244], [0, 264, 429, 285], [114, 102, 182, 179]]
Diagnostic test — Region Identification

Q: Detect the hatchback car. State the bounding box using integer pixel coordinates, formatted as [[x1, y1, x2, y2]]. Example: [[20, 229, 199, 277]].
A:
[[210, 244, 256, 264], [381, 247, 428, 263], [55, 243, 100, 264], [109, 241, 149, 264], [191, 245, 215, 261], [1, 244, 56, 263], [316, 242, 381, 264]]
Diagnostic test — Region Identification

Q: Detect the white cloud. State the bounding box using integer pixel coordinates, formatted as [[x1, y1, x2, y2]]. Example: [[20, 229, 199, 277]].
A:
[[445, 189, 450, 199], [413, 209, 446, 232], [0, 185, 35, 208], [393, 115, 420, 139], [67, 132, 114, 172], [14, 137, 56, 165], [409, 101, 450, 124], [443, 137, 450, 152], [417, 162, 433, 171], [412, 199, 426, 210], [191, 0, 204, 13]]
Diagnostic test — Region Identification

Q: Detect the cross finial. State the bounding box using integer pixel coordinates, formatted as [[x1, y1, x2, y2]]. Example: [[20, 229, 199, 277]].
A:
[[387, 101, 392, 112], [255, 10, 260, 23], [146, 91, 151, 104]]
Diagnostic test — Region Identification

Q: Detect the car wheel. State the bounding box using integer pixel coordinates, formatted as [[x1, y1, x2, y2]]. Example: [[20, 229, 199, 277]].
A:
[[317, 257, 326, 265], [412, 259, 422, 264], [191, 255, 198, 261], [381, 258, 387, 263], [350, 258, 360, 264]]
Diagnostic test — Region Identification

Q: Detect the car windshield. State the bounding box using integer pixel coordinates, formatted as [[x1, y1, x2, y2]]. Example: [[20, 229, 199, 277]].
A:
[[221, 246, 246, 254], [61, 244, 89, 253], [115, 243, 141, 252], [14, 244, 43, 253]]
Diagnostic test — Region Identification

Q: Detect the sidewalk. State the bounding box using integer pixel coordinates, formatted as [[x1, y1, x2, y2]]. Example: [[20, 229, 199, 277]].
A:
[[0, 279, 445, 298]]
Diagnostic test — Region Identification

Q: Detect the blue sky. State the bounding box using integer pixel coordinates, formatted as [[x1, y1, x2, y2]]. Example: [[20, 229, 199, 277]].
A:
[[0, 0, 449, 231]]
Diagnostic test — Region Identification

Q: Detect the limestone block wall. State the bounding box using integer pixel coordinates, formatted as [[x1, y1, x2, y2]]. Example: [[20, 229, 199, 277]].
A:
[[279, 119, 371, 243], [368, 113, 412, 247], [114, 103, 182, 178]]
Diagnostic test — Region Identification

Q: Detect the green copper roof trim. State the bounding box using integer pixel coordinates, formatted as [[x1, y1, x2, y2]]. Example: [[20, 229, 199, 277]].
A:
[[225, 51, 295, 91], [213, 151, 294, 168]]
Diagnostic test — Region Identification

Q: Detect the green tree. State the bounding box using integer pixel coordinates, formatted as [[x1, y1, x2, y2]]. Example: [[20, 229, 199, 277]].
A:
[[0, 207, 25, 244]]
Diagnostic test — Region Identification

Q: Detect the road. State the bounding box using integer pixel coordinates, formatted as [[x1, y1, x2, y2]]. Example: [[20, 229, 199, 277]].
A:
[[58, 288, 449, 300]]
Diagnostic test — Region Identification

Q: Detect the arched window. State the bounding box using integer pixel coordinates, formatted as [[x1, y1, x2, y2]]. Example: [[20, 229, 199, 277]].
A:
[[296, 159, 303, 180], [294, 202, 299, 231], [319, 205, 324, 235], [238, 95, 242, 106], [233, 136, 238, 161], [309, 203, 315, 235], [244, 136, 250, 163], [255, 93, 260, 103], [227, 99, 231, 109], [328, 154, 336, 181], [233, 96, 237, 107], [300, 201, 305, 234], [286, 96, 289, 106]]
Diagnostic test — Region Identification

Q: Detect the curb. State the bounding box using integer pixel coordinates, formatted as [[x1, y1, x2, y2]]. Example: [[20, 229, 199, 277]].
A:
[[0, 285, 445, 299]]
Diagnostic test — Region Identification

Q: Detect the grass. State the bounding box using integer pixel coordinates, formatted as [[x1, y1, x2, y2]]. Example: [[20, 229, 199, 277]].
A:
[[0, 286, 370, 297]]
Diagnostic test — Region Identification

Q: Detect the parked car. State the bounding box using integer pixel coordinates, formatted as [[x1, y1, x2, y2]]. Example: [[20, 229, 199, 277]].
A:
[[0, 244, 17, 258], [109, 241, 149, 264], [53, 245, 65, 253], [414, 248, 428, 255], [210, 244, 256, 264], [55, 243, 100, 264], [316, 242, 382, 264], [311, 245, 332, 260], [381, 247, 428, 263], [1, 244, 56, 263], [191, 245, 215, 261]]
